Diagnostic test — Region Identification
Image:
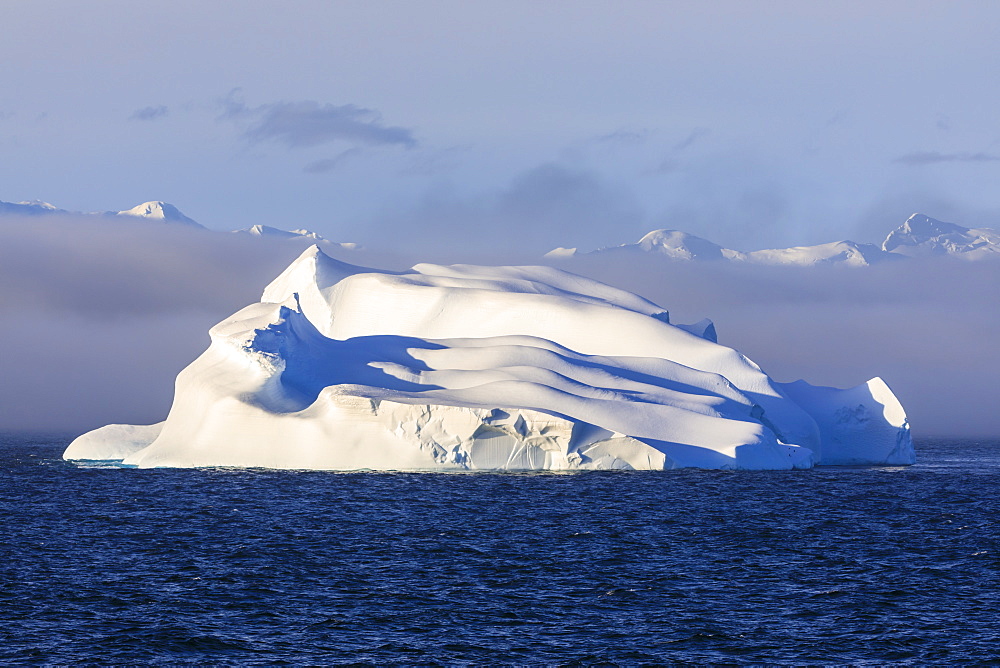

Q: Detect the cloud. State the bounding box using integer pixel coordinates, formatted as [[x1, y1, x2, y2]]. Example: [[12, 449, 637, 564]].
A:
[[651, 127, 711, 173], [498, 163, 619, 221], [672, 127, 710, 152], [649, 156, 791, 250], [592, 129, 650, 145], [894, 151, 1000, 165], [303, 148, 361, 174], [397, 145, 469, 176], [356, 163, 646, 262], [823, 109, 849, 128], [221, 91, 415, 150], [129, 105, 168, 121]]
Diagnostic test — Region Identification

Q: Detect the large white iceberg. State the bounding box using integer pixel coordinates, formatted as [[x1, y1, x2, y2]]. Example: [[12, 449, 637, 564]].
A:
[[65, 246, 914, 470]]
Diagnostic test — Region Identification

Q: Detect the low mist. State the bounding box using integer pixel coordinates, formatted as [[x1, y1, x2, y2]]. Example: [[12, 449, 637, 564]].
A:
[[0, 214, 372, 432]]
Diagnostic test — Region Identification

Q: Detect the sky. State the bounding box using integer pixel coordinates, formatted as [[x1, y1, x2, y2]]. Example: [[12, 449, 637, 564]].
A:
[[3, 1, 1000, 254], [1, 2, 998, 438]]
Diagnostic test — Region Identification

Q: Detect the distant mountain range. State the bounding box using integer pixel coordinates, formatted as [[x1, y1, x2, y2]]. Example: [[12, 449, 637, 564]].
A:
[[0, 198, 357, 248], [4, 198, 996, 264], [547, 214, 1000, 266], [0, 199, 204, 228]]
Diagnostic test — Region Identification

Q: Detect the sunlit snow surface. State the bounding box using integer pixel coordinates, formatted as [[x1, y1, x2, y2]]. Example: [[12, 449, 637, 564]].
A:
[[66, 246, 913, 470]]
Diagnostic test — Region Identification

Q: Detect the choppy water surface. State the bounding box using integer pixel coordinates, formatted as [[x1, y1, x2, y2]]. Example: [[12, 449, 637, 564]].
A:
[[2, 435, 998, 665]]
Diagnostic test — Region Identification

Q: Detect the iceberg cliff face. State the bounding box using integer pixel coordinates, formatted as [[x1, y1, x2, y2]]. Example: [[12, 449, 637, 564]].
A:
[[65, 246, 913, 470]]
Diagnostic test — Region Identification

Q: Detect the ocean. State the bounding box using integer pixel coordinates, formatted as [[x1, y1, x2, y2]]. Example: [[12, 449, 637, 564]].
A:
[[2, 434, 998, 665]]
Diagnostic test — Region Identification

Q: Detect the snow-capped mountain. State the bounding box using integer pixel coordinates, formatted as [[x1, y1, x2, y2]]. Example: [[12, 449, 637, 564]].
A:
[[550, 231, 899, 267], [0, 200, 68, 216], [742, 240, 900, 267], [548, 214, 998, 266], [632, 229, 738, 261], [546, 230, 735, 262], [233, 224, 326, 241], [0, 197, 203, 228], [231, 224, 361, 250], [114, 201, 203, 228], [881, 214, 1000, 260], [0, 198, 359, 246], [6, 197, 995, 264]]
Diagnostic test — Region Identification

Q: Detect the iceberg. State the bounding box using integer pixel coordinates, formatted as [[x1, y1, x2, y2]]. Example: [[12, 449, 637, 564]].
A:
[[65, 246, 914, 470]]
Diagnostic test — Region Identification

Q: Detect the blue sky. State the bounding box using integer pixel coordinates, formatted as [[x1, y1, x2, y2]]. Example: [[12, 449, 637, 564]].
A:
[[3, 1, 1000, 253]]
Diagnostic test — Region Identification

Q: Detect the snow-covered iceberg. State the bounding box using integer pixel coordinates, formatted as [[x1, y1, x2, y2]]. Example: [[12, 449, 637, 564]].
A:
[[65, 246, 914, 471]]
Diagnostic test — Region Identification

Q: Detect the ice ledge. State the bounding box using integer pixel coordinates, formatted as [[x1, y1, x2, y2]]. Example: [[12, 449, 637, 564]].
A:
[[69, 398, 813, 472], [779, 377, 914, 465]]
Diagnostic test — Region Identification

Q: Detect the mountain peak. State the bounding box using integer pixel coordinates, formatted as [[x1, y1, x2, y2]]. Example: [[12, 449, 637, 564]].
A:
[[233, 224, 326, 241], [116, 201, 202, 228], [892, 213, 965, 242], [635, 229, 729, 260], [881, 213, 999, 258], [16, 200, 59, 210], [0, 199, 68, 216]]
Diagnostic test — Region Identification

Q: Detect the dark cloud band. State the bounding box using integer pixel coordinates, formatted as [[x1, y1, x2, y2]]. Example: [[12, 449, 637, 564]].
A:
[[222, 92, 415, 150], [129, 106, 168, 121]]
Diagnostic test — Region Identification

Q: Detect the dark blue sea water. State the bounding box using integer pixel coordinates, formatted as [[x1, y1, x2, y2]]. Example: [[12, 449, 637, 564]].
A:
[[2, 435, 998, 665]]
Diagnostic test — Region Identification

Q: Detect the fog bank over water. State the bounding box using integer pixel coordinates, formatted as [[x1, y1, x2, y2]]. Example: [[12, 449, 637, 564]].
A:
[[0, 214, 371, 432], [1, 215, 996, 438]]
